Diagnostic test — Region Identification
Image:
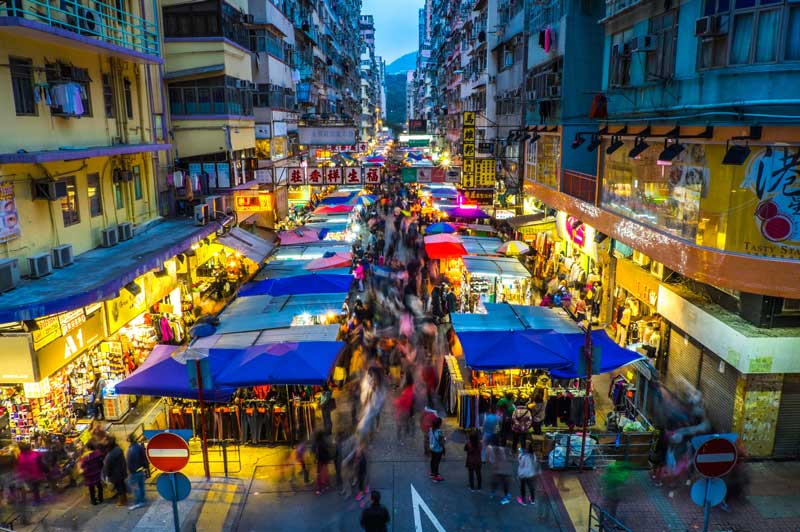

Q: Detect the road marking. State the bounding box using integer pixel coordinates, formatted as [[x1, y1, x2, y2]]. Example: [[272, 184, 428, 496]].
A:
[[696, 453, 735, 463], [196, 482, 239, 532], [410, 483, 447, 532], [148, 449, 189, 457], [559, 475, 591, 531]]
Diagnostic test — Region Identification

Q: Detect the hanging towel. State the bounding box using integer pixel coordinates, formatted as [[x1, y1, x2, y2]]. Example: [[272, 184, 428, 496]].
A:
[[544, 27, 552, 53]]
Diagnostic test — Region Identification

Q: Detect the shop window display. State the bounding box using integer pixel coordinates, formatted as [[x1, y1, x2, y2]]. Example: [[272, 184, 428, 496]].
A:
[[601, 140, 707, 241]]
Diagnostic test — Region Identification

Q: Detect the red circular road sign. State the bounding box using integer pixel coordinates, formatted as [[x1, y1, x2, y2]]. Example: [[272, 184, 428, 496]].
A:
[[694, 437, 737, 478], [147, 432, 190, 473]]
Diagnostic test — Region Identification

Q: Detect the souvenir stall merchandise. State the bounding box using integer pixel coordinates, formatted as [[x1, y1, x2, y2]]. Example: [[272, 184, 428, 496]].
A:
[[440, 356, 464, 416], [1, 343, 132, 442], [165, 386, 320, 445], [461, 256, 532, 309]]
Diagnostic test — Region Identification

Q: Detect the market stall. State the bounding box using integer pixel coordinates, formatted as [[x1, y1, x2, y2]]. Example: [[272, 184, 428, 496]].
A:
[[237, 273, 352, 298], [448, 303, 652, 467], [460, 236, 504, 257], [213, 293, 349, 334], [461, 255, 532, 308], [270, 242, 351, 261]]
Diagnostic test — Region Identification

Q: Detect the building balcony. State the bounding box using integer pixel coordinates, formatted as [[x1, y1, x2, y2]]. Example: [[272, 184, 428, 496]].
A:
[[561, 169, 596, 204], [0, 0, 159, 62], [258, 0, 292, 37]]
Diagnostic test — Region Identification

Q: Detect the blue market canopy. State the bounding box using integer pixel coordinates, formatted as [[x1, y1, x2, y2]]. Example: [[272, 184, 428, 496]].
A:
[[424, 222, 457, 235], [238, 273, 352, 297], [215, 341, 345, 387], [455, 330, 572, 371], [114, 345, 236, 402], [452, 304, 643, 374], [320, 192, 357, 205]]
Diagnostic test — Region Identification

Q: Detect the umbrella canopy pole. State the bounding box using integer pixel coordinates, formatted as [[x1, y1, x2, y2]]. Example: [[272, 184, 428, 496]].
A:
[[196, 360, 211, 480], [578, 316, 593, 471]]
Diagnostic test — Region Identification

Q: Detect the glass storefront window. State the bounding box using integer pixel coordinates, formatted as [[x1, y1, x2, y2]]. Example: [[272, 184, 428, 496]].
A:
[[524, 134, 560, 189], [601, 140, 706, 241]]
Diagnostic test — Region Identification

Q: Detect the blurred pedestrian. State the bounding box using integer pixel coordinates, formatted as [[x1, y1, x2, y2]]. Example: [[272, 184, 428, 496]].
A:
[[15, 443, 44, 505], [319, 385, 336, 435], [353, 443, 370, 503], [601, 460, 630, 518], [420, 406, 438, 456], [102, 436, 128, 507], [81, 441, 104, 505], [516, 443, 539, 506], [311, 431, 332, 495], [360, 490, 390, 532], [429, 417, 445, 482], [486, 435, 512, 504], [464, 430, 482, 492], [126, 434, 148, 510]]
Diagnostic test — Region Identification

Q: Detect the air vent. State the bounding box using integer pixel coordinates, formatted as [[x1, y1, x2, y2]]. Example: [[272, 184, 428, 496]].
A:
[[101, 226, 119, 247], [118, 222, 134, 241], [0, 258, 20, 292], [28, 252, 52, 279], [51, 244, 74, 268], [33, 180, 68, 201]]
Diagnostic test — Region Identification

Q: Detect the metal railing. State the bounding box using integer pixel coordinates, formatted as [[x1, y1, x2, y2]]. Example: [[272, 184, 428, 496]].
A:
[[562, 169, 598, 204], [588, 502, 633, 532], [189, 438, 242, 477], [0, 0, 159, 57]]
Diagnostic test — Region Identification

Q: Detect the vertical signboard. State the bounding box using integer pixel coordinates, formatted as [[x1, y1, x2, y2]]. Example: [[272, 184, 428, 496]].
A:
[[462, 112, 476, 189]]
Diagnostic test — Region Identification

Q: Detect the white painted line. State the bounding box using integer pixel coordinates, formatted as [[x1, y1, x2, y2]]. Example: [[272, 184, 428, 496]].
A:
[[148, 449, 189, 458], [696, 453, 735, 463], [411, 483, 447, 532]]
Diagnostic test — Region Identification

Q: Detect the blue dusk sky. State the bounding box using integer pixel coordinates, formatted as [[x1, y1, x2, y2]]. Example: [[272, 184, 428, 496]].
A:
[[361, 0, 426, 65]]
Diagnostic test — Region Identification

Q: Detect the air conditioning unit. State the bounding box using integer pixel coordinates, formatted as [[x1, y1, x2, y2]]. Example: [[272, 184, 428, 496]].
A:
[[117, 221, 134, 241], [28, 252, 52, 279], [194, 204, 209, 226], [630, 34, 657, 52], [33, 180, 68, 201], [101, 226, 119, 248], [695, 14, 728, 37], [113, 168, 133, 182], [612, 42, 631, 57], [51, 244, 74, 268], [235, 79, 248, 89], [0, 259, 20, 292], [205, 195, 221, 218], [549, 85, 562, 98]]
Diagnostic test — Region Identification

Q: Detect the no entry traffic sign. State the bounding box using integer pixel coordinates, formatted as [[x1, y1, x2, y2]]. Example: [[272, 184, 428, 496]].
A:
[[694, 437, 737, 478], [147, 432, 190, 473]]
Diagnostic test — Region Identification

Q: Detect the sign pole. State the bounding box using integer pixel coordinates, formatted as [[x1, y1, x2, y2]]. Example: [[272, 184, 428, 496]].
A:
[[170, 473, 181, 532], [195, 359, 211, 480], [702, 478, 711, 532]]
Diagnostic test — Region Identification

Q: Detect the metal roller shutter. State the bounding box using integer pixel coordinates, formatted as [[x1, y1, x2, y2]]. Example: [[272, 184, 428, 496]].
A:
[[699, 351, 739, 433], [774, 375, 800, 459], [666, 326, 702, 391]]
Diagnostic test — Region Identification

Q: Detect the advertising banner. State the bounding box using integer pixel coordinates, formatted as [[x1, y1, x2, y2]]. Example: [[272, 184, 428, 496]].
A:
[[299, 127, 356, 146], [37, 311, 105, 378], [0, 180, 20, 243]]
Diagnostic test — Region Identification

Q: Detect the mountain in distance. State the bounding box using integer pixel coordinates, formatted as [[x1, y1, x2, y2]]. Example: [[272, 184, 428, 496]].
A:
[[386, 51, 417, 74]]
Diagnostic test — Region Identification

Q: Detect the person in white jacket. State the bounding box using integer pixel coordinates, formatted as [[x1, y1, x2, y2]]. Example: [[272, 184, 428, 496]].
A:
[[516, 443, 540, 506]]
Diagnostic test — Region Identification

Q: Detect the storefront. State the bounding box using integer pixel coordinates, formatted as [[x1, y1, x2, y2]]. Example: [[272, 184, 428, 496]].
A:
[[460, 256, 532, 310]]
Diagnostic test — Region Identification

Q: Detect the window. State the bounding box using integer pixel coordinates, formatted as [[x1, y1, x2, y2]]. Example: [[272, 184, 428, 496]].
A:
[[700, 0, 797, 68], [88, 173, 103, 217], [60, 177, 80, 227], [503, 49, 514, 68], [102, 74, 115, 118], [647, 10, 678, 80], [132, 166, 143, 200], [44, 64, 92, 117], [10, 57, 36, 116], [124, 78, 133, 119], [609, 29, 634, 87], [114, 182, 124, 209]]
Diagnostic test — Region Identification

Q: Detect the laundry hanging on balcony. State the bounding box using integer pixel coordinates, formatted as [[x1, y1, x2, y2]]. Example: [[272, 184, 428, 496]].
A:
[[50, 82, 85, 117]]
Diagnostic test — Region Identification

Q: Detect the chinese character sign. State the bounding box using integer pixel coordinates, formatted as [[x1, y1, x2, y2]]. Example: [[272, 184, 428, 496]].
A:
[[742, 148, 800, 246], [463, 112, 475, 126], [325, 167, 343, 185], [346, 168, 362, 184], [288, 167, 306, 185], [364, 167, 382, 184], [308, 168, 323, 185], [475, 159, 497, 187]]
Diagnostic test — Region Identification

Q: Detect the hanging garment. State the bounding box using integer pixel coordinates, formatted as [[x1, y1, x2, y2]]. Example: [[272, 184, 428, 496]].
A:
[[544, 27, 552, 53]]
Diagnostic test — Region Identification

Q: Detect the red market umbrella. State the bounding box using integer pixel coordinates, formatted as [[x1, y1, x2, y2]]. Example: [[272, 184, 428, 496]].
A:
[[304, 251, 353, 271], [424, 233, 467, 259]]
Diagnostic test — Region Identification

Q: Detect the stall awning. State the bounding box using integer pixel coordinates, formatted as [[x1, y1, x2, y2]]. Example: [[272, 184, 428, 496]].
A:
[[215, 341, 345, 386], [238, 273, 352, 297], [462, 256, 530, 279], [505, 212, 546, 229], [451, 303, 644, 374], [114, 345, 236, 402], [255, 261, 350, 280], [271, 242, 351, 261], [313, 204, 354, 214], [0, 218, 216, 322], [460, 236, 503, 256], [215, 293, 347, 334], [191, 325, 341, 349], [443, 206, 490, 220], [320, 192, 357, 205], [278, 227, 326, 245], [216, 227, 275, 263]]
